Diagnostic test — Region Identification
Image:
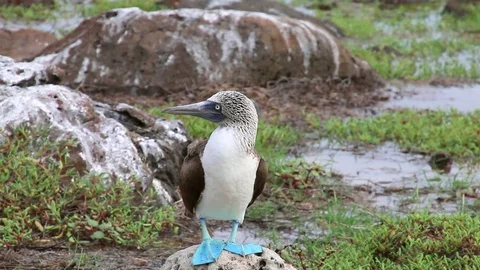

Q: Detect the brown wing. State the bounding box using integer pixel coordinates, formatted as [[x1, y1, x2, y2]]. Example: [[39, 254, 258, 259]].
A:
[[248, 157, 267, 207], [179, 140, 207, 214]]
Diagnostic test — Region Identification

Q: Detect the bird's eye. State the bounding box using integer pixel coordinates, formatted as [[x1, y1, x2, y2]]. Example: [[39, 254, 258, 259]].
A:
[[215, 104, 221, 111]]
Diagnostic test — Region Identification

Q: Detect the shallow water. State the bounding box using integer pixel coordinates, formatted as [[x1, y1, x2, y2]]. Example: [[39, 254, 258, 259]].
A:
[[302, 140, 480, 214], [382, 84, 480, 113]]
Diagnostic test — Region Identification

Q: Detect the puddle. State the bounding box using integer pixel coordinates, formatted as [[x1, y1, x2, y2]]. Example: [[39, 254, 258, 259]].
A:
[[302, 140, 480, 214], [381, 84, 480, 113]]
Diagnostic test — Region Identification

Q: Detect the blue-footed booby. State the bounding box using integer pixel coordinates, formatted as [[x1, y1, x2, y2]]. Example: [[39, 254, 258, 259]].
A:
[[162, 91, 267, 266]]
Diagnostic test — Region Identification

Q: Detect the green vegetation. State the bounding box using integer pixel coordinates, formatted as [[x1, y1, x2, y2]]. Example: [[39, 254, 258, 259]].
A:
[[0, 3, 55, 21], [81, 0, 162, 18], [0, 0, 162, 21], [0, 126, 174, 248], [318, 109, 480, 159], [327, 7, 376, 39], [284, 213, 480, 269], [311, 0, 480, 80], [442, 4, 480, 33]]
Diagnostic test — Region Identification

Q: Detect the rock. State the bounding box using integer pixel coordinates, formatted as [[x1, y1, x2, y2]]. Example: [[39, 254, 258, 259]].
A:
[[34, 8, 378, 96], [0, 55, 188, 205], [428, 153, 452, 174], [0, 0, 54, 7], [0, 55, 62, 86], [160, 246, 297, 270], [157, 0, 344, 37], [443, 0, 480, 17], [0, 29, 57, 61]]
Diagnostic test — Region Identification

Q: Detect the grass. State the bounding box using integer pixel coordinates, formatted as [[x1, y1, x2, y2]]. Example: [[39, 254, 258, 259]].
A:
[[0, 0, 162, 21], [309, 0, 480, 81], [441, 4, 480, 33], [284, 213, 480, 269], [80, 0, 163, 18], [0, 126, 174, 248], [0, 3, 55, 21], [318, 109, 480, 160]]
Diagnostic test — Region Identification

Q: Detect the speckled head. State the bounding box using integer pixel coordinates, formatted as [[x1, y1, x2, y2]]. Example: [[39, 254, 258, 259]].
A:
[[207, 91, 258, 127], [162, 90, 258, 128]]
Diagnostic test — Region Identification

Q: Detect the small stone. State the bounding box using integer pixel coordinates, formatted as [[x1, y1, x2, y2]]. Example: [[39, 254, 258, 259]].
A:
[[428, 153, 452, 174], [132, 257, 149, 266]]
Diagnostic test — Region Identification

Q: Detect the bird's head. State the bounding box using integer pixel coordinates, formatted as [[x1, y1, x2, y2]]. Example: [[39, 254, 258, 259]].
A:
[[162, 91, 258, 127]]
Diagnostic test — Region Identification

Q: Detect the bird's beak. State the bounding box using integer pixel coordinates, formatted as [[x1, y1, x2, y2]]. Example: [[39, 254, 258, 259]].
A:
[[162, 100, 226, 123]]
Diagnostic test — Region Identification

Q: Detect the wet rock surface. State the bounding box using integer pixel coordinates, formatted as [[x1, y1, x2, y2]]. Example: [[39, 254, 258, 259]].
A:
[[160, 245, 296, 270], [33, 8, 379, 96], [0, 55, 188, 205], [158, 0, 344, 37], [0, 29, 57, 61]]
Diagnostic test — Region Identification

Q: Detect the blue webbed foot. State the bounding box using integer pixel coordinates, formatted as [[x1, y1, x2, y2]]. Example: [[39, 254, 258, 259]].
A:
[[224, 242, 263, 256], [192, 238, 225, 265], [223, 220, 264, 256]]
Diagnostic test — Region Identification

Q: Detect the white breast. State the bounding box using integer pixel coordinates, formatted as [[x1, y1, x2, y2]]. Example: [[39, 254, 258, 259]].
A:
[[195, 127, 259, 223]]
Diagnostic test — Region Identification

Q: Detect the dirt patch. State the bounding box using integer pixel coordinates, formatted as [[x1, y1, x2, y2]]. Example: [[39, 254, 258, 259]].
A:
[[89, 76, 386, 127]]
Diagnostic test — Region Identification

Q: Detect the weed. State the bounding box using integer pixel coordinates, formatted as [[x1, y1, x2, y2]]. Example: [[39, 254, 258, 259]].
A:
[[441, 4, 480, 33], [284, 213, 480, 269], [0, 126, 174, 248], [309, 0, 480, 81], [81, 0, 162, 18], [0, 2, 55, 21], [0, 0, 163, 22], [320, 109, 480, 160], [328, 9, 377, 39]]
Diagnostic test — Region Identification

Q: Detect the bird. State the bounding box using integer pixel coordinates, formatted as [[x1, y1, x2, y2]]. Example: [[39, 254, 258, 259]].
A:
[[162, 91, 267, 266]]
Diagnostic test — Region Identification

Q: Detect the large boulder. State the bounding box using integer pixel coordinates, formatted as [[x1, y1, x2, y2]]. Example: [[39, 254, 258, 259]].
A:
[[0, 55, 188, 205], [33, 8, 379, 96], [160, 245, 297, 270], [158, 0, 344, 37], [0, 29, 57, 61]]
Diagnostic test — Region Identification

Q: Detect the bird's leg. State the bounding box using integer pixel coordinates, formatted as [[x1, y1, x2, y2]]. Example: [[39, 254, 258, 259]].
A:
[[200, 217, 211, 240], [191, 218, 225, 266], [224, 220, 263, 256], [227, 220, 239, 244]]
